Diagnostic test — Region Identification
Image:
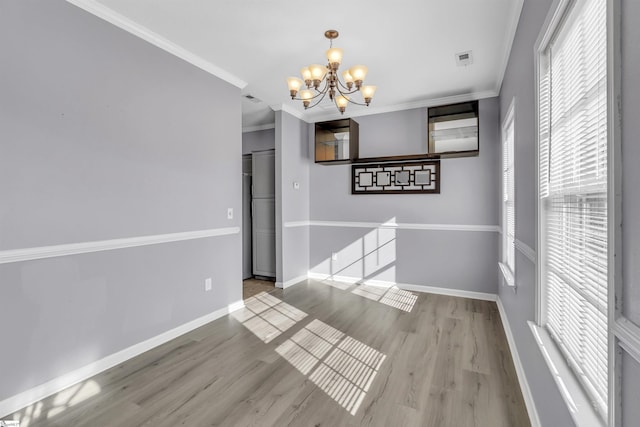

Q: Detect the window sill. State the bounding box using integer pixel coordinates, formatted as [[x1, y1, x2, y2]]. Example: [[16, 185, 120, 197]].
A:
[[498, 262, 516, 288], [528, 321, 604, 427]]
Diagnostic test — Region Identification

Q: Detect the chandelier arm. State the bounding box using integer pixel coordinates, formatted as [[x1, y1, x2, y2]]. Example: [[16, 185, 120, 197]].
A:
[[335, 84, 362, 97], [291, 78, 330, 101], [345, 98, 369, 106], [315, 76, 330, 95], [307, 90, 329, 109], [336, 78, 359, 93], [335, 85, 369, 106]]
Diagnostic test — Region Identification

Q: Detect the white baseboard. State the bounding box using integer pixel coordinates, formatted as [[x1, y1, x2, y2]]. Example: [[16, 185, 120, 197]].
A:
[[496, 297, 541, 427], [0, 300, 244, 418], [307, 272, 497, 301], [307, 272, 361, 284], [275, 274, 308, 289], [397, 283, 497, 302]]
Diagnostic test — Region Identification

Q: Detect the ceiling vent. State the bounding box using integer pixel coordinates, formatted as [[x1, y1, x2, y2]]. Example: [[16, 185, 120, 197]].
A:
[[243, 94, 262, 104], [455, 51, 473, 66]]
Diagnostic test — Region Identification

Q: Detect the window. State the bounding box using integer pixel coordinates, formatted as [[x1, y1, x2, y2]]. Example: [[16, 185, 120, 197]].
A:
[[501, 101, 516, 286], [538, 0, 608, 419]]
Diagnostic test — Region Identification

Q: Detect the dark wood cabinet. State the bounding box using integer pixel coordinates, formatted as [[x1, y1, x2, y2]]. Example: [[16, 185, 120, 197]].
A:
[[427, 100, 479, 157], [315, 118, 359, 164]]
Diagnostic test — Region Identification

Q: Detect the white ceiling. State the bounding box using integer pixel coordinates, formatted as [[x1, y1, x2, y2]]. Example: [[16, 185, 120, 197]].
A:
[[72, 0, 523, 129]]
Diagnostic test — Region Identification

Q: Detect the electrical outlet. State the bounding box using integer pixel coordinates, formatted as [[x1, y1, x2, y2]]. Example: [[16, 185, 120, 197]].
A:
[[332, 252, 338, 261], [293, 181, 300, 190], [227, 208, 233, 219], [205, 278, 212, 291]]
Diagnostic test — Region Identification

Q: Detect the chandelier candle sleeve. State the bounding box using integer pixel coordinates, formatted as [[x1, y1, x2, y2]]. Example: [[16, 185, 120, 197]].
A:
[[285, 30, 376, 114], [336, 95, 349, 113], [287, 77, 304, 98]]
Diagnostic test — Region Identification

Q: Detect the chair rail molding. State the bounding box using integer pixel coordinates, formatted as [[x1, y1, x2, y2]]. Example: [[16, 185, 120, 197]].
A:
[[0, 227, 240, 264]]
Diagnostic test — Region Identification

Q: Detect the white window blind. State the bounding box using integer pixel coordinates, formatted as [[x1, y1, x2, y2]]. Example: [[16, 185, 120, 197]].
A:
[[539, 0, 608, 417], [503, 106, 515, 275]]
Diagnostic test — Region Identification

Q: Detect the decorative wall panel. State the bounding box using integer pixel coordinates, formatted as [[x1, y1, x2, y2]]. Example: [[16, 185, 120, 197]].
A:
[[351, 161, 440, 194]]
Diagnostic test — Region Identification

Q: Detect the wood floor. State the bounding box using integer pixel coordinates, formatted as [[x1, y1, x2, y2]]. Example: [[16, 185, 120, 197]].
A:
[[243, 278, 276, 299], [9, 279, 530, 427]]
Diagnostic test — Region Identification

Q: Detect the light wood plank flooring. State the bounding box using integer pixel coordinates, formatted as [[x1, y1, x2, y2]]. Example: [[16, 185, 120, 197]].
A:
[[243, 278, 276, 299], [8, 279, 530, 427]]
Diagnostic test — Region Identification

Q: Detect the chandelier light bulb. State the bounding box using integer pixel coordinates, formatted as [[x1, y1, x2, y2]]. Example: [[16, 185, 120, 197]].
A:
[[349, 65, 368, 89], [300, 67, 312, 86], [287, 77, 304, 98], [300, 89, 313, 108], [326, 48, 343, 69], [361, 85, 377, 105], [336, 95, 349, 114], [309, 64, 327, 81]]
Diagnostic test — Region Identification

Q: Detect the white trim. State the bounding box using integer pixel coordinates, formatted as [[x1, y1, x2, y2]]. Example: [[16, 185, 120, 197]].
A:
[[515, 239, 536, 263], [494, 0, 525, 94], [283, 221, 310, 228], [0, 227, 240, 264], [270, 103, 307, 122], [242, 123, 275, 133], [303, 90, 498, 123], [307, 272, 497, 302], [0, 300, 244, 418], [307, 272, 361, 284], [498, 262, 516, 288], [528, 322, 604, 427], [614, 318, 640, 364], [396, 283, 497, 302], [65, 0, 246, 89], [607, 0, 623, 425], [275, 274, 308, 290], [496, 298, 541, 427], [300, 220, 499, 233]]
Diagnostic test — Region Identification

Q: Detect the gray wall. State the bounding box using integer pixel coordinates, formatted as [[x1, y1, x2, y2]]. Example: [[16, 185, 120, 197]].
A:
[[620, 0, 640, 421], [308, 99, 501, 294], [0, 0, 241, 404], [498, 0, 593, 425], [242, 128, 275, 155], [497, 0, 574, 425], [275, 111, 310, 285]]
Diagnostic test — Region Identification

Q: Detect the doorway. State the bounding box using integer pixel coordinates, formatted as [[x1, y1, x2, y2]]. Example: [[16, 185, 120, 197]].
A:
[[242, 150, 276, 299]]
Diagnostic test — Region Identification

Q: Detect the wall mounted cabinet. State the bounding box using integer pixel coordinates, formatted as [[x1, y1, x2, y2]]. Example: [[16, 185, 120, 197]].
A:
[[427, 100, 479, 157], [315, 118, 359, 164]]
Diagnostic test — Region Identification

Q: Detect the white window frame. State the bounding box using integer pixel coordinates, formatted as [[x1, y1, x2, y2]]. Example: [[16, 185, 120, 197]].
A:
[[533, 0, 622, 426], [500, 98, 516, 288]]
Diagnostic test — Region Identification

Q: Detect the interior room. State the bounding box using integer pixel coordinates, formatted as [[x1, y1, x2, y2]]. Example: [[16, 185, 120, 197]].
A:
[[1, 0, 638, 426]]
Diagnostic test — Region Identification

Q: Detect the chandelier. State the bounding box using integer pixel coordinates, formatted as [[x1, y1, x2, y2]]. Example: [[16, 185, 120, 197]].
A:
[[286, 30, 377, 114]]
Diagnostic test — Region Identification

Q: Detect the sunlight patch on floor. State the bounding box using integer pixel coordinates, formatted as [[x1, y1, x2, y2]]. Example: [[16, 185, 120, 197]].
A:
[[232, 292, 307, 343], [276, 319, 386, 415], [351, 284, 418, 312], [10, 380, 101, 426]]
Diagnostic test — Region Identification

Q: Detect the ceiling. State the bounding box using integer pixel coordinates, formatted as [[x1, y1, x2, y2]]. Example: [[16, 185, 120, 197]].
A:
[[72, 0, 523, 129]]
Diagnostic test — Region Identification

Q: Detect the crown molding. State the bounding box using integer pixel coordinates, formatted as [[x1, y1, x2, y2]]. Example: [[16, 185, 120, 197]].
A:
[[65, 0, 247, 89], [301, 89, 499, 123], [494, 0, 525, 94], [242, 123, 275, 133], [271, 103, 308, 122]]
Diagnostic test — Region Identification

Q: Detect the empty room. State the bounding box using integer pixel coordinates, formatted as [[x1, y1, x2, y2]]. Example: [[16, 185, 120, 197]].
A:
[[1, 0, 638, 426]]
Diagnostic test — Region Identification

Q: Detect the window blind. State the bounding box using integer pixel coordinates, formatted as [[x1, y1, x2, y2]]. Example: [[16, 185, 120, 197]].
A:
[[539, 0, 607, 417], [503, 109, 515, 274]]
